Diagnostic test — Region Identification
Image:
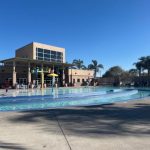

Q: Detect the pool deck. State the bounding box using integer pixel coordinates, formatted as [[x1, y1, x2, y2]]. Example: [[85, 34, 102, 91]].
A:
[[0, 98, 150, 150]]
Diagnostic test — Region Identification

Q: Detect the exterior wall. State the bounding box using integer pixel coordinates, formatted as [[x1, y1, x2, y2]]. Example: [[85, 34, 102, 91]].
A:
[[15, 42, 66, 62], [0, 42, 74, 88], [68, 69, 94, 86], [0, 64, 94, 87], [33, 42, 65, 62], [0, 65, 13, 86], [0, 40, 66, 88], [16, 43, 34, 59]]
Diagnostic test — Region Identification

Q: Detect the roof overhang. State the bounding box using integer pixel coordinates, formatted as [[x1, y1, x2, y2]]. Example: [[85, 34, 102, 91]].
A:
[[0, 57, 74, 68]]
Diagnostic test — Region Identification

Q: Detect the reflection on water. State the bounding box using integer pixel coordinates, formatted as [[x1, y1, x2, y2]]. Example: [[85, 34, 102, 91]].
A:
[[1, 87, 101, 97], [0, 87, 150, 111], [52, 88, 58, 99], [0, 87, 150, 99]]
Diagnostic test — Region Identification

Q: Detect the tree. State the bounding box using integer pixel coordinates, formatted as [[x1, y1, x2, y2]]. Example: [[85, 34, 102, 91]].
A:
[[88, 60, 103, 78], [121, 71, 131, 83], [134, 56, 150, 76], [143, 56, 150, 76], [128, 69, 138, 77], [133, 61, 143, 76], [103, 66, 124, 78], [102, 66, 125, 86], [72, 59, 86, 69]]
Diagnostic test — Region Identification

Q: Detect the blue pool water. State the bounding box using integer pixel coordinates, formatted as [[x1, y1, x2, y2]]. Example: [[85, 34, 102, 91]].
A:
[[0, 87, 150, 111]]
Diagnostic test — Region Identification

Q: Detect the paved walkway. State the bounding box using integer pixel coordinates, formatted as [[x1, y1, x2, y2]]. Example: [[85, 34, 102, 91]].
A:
[[0, 98, 150, 150]]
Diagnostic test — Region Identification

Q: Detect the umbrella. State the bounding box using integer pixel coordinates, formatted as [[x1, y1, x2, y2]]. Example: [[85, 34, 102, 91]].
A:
[[47, 73, 58, 77], [47, 73, 58, 93]]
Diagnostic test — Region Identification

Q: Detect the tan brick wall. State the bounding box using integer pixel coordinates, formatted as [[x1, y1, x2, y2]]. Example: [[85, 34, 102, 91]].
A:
[[15, 42, 66, 62], [68, 69, 94, 84], [15, 43, 34, 59]]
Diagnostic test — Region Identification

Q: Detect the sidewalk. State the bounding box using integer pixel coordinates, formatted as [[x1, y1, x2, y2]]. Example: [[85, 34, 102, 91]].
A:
[[0, 98, 150, 150]]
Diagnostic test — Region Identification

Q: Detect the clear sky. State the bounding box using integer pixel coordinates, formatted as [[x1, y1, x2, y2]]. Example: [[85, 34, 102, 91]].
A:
[[0, 0, 150, 75]]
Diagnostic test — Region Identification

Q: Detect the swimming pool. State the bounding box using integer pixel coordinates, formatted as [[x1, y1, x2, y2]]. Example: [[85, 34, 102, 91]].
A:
[[0, 87, 150, 111]]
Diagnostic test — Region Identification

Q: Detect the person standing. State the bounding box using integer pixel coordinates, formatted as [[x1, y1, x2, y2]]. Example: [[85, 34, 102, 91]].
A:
[[5, 80, 9, 93]]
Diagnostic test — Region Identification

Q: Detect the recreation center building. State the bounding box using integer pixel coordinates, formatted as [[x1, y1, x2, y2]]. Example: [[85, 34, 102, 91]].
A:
[[0, 42, 94, 88]]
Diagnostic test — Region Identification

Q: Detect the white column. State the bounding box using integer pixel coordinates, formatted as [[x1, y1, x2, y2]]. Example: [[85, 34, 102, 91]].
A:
[[12, 61, 16, 87], [28, 62, 31, 83], [62, 68, 65, 85], [41, 64, 44, 88], [69, 68, 73, 84]]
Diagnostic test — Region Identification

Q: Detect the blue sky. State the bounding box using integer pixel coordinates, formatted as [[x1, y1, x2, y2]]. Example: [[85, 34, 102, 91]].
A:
[[0, 0, 150, 75]]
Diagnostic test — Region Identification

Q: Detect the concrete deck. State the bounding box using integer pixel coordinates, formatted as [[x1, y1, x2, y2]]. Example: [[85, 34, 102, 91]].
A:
[[0, 98, 150, 150]]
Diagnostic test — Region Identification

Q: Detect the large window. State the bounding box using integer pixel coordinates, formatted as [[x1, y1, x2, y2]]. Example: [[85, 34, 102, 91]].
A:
[[36, 48, 63, 62]]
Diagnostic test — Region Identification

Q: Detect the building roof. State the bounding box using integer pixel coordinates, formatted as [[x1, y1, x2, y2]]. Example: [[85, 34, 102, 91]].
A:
[[0, 57, 73, 68], [15, 42, 65, 52]]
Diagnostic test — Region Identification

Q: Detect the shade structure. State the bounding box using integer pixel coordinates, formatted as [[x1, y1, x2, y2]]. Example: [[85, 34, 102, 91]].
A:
[[47, 73, 58, 77]]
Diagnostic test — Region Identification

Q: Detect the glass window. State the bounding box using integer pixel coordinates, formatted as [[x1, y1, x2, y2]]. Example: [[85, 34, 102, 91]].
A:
[[57, 52, 62, 59], [37, 57, 43, 60], [37, 48, 43, 53], [51, 51, 56, 55], [44, 53, 50, 58], [77, 79, 80, 82], [36, 48, 63, 63], [57, 52, 62, 56], [57, 60, 62, 63], [51, 58, 56, 62], [38, 53, 43, 57], [44, 58, 50, 61], [51, 51, 57, 60], [44, 49, 50, 54], [57, 55, 62, 59], [51, 54, 56, 59]]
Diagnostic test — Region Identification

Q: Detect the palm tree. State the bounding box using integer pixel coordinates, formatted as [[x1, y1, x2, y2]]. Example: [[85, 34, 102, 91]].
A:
[[133, 61, 143, 76], [88, 60, 103, 78], [134, 56, 150, 76], [72, 59, 86, 69], [143, 56, 150, 76]]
